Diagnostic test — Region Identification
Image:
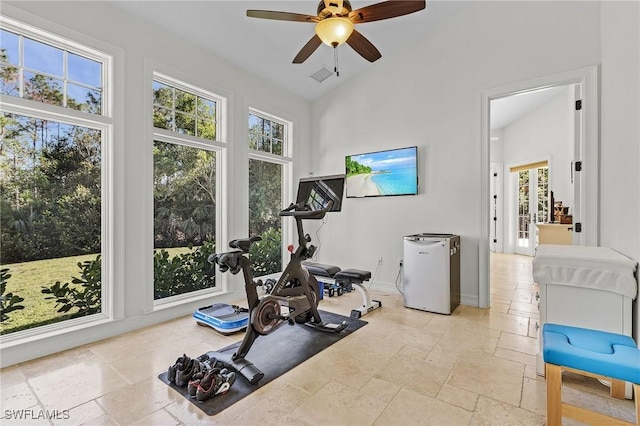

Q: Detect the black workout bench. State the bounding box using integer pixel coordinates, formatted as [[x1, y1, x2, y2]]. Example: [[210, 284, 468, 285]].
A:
[[303, 262, 382, 318]]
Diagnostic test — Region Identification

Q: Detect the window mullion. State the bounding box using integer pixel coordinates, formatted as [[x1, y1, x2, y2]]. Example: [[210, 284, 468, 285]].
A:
[[62, 50, 68, 108], [0, 94, 111, 128], [248, 150, 292, 164], [18, 34, 24, 97]]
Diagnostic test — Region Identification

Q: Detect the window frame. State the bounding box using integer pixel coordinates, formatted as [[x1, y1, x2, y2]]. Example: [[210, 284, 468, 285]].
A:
[[0, 16, 114, 343], [152, 72, 222, 142], [151, 72, 228, 308], [1, 16, 110, 115], [248, 108, 293, 278]]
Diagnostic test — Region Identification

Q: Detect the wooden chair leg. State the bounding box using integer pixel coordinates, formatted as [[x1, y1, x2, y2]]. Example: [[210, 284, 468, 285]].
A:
[[635, 384, 640, 426], [546, 363, 563, 426], [611, 379, 626, 399]]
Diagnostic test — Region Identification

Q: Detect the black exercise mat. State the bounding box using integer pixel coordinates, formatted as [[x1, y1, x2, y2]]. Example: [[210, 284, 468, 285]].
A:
[[158, 310, 367, 416]]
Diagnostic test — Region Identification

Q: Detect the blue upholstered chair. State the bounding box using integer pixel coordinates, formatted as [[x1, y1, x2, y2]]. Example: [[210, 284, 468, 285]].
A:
[[543, 323, 640, 425]]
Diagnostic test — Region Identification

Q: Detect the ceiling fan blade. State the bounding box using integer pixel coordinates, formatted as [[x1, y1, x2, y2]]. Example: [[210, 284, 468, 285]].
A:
[[293, 35, 323, 64], [349, 1, 426, 23], [346, 29, 382, 62], [246, 10, 318, 23]]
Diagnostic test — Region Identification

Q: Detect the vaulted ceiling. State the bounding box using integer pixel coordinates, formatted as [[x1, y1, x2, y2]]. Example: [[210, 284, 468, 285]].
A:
[[113, 1, 558, 125], [113, 1, 470, 100]]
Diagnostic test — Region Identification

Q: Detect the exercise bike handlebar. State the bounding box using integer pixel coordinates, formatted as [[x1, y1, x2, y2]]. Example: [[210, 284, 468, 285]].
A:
[[279, 200, 334, 219], [209, 251, 244, 275]]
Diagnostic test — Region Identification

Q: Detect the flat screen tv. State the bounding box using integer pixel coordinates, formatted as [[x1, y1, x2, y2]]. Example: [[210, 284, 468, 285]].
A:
[[296, 174, 345, 212], [346, 146, 418, 198]]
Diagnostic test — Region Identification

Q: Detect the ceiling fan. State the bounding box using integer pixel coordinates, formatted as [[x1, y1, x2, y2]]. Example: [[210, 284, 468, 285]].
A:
[[246, 1, 426, 65]]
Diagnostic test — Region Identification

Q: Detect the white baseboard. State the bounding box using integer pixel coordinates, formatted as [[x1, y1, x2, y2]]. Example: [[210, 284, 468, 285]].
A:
[[368, 280, 400, 294], [461, 295, 480, 307]]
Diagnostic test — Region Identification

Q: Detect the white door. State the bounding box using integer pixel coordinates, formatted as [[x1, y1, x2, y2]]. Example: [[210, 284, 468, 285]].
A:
[[515, 167, 549, 256]]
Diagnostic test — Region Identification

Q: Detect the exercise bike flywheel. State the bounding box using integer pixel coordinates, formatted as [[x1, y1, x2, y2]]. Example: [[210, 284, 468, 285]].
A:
[[251, 297, 282, 335]]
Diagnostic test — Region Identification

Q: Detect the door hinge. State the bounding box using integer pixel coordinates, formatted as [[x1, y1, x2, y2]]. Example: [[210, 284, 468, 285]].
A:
[[575, 223, 582, 233], [575, 100, 582, 110], [575, 161, 582, 172]]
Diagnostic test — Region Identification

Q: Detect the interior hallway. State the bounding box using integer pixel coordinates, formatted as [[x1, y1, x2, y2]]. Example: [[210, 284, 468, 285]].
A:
[[1, 253, 636, 425]]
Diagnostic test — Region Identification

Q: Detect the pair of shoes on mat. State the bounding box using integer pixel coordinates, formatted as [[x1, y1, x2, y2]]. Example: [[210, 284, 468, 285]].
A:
[[168, 353, 215, 387], [167, 353, 190, 384], [189, 368, 236, 402]]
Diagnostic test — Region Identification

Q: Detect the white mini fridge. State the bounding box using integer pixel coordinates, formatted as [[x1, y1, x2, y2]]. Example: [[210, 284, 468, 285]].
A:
[[403, 233, 461, 314]]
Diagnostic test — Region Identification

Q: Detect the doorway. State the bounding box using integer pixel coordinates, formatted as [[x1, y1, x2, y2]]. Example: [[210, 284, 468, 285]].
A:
[[479, 65, 600, 309]]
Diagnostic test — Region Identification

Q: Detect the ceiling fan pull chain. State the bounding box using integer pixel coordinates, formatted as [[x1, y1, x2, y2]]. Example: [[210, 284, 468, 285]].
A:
[[334, 46, 340, 77]]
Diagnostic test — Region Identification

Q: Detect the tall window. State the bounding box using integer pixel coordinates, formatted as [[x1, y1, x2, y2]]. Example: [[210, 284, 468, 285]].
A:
[[152, 74, 223, 300], [537, 167, 549, 223], [248, 110, 291, 277], [514, 163, 548, 253], [517, 170, 531, 247], [0, 19, 109, 335]]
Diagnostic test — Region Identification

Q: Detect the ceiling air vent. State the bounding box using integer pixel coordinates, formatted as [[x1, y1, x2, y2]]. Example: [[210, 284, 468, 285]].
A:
[[309, 66, 333, 83]]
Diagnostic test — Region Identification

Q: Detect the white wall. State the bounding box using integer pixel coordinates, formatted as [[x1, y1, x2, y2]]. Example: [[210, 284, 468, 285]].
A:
[[309, 1, 624, 308], [489, 129, 504, 163], [1, 1, 312, 366], [600, 1, 640, 340], [502, 87, 574, 207]]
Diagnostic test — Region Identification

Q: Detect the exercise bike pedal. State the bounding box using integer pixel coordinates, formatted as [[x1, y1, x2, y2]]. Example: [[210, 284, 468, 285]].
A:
[[305, 319, 348, 333]]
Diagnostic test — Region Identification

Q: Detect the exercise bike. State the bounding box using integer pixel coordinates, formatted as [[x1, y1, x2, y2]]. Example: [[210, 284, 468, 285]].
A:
[[206, 176, 347, 384]]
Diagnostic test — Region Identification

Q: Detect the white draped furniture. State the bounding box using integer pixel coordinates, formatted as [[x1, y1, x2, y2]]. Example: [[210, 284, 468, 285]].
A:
[[533, 244, 638, 398]]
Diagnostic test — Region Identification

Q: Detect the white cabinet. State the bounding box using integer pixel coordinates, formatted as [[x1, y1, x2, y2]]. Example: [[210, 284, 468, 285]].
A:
[[536, 223, 573, 245], [533, 244, 638, 397]]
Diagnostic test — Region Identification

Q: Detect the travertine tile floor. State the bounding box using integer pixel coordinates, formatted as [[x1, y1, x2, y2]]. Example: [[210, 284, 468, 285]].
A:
[[1, 253, 636, 425]]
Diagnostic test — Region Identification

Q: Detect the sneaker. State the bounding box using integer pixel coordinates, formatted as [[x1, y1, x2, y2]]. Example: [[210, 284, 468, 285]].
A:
[[219, 368, 236, 388], [203, 356, 219, 370], [167, 354, 190, 384], [186, 356, 218, 398], [196, 353, 211, 363], [176, 357, 207, 387], [195, 369, 235, 402], [187, 370, 207, 398]]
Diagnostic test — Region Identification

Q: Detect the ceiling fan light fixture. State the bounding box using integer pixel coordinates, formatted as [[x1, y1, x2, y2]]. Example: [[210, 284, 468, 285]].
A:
[[315, 17, 354, 47]]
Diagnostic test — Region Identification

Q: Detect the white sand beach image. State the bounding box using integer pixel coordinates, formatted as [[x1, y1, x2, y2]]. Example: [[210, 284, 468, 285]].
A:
[[346, 173, 380, 197], [346, 147, 418, 197]]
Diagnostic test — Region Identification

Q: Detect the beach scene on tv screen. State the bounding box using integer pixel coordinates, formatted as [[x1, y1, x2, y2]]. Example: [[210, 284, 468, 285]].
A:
[[346, 147, 418, 197]]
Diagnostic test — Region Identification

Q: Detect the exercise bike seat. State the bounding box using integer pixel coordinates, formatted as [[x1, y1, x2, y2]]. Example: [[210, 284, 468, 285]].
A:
[[229, 236, 261, 253], [302, 262, 341, 278]]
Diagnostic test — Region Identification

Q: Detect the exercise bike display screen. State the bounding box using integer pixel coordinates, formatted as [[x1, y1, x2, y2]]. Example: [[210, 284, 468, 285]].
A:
[[296, 174, 345, 212]]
